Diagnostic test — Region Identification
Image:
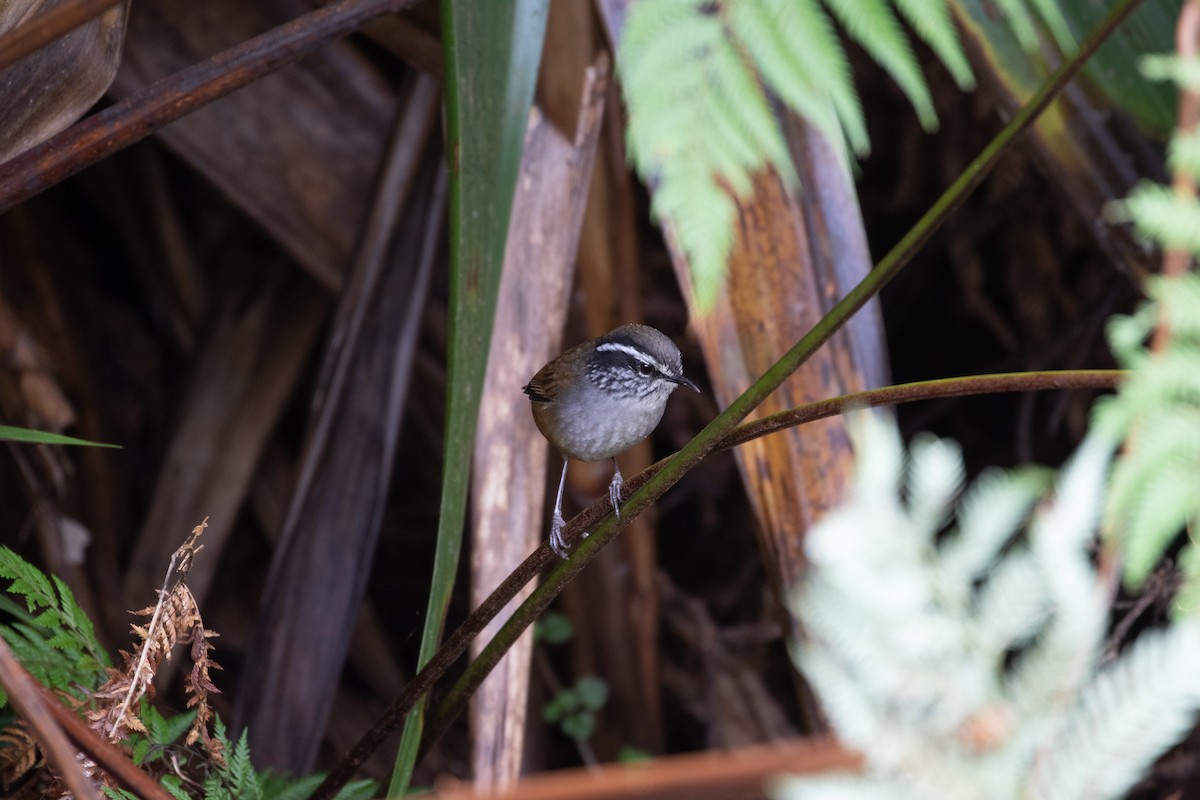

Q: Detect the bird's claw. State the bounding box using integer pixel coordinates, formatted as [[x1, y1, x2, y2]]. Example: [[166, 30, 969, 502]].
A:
[[609, 467, 623, 519], [550, 510, 571, 559]]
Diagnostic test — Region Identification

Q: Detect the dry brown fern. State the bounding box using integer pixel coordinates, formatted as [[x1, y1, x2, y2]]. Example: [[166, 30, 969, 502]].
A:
[[0, 726, 42, 791], [84, 520, 222, 761]]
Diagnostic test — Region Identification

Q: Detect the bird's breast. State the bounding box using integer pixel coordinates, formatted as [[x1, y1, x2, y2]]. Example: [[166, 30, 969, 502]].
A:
[[531, 390, 669, 462]]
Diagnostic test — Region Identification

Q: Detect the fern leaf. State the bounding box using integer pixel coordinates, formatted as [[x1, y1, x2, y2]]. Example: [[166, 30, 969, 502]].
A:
[[730, 0, 865, 157], [259, 772, 321, 800], [332, 779, 380, 800], [655, 165, 739, 309], [992, 0, 1078, 54], [1175, 544, 1200, 617], [1116, 182, 1200, 251], [973, 550, 1051, 653], [1170, 130, 1200, 178], [772, 773, 915, 799], [101, 788, 140, 800], [1140, 54, 1200, 90], [848, 411, 906, 505], [219, 729, 261, 800], [161, 777, 191, 800], [990, 0, 1039, 51], [622, 0, 790, 309], [0, 547, 55, 613], [1102, 301, 1156, 367], [822, 0, 937, 130], [939, 467, 1051, 583], [892, 0, 974, 90], [904, 433, 964, 541], [999, 440, 1111, 718], [1119, 461, 1199, 587], [1028, 622, 1200, 800], [1025, 0, 1077, 53], [1109, 407, 1200, 586]]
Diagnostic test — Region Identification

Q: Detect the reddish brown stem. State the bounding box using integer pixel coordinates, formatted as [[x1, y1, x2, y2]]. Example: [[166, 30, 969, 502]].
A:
[[430, 736, 859, 800]]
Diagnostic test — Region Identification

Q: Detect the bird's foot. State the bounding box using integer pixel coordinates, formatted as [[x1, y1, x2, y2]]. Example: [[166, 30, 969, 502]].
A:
[[609, 466, 624, 519], [550, 510, 571, 559]]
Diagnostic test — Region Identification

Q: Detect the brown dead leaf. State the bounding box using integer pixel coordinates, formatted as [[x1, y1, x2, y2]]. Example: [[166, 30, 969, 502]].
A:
[[0, 0, 130, 162]]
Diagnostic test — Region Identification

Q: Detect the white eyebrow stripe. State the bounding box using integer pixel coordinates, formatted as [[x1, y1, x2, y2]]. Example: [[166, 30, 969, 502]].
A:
[[595, 341, 672, 374]]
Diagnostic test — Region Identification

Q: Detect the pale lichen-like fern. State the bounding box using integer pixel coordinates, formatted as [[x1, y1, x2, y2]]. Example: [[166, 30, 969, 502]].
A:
[[773, 414, 1200, 800], [619, 0, 1070, 310]]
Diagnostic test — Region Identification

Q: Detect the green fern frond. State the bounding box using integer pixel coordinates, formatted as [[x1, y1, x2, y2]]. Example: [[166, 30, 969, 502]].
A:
[[1023, 0, 1077, 53], [730, 0, 864, 157], [992, 0, 1040, 51], [162, 778, 191, 800], [204, 727, 260, 800], [1140, 54, 1200, 89], [992, 0, 1078, 55], [1119, 460, 1200, 586], [1114, 182, 1200, 251], [1176, 545, 1200, 616], [1101, 301, 1156, 367], [0, 547, 109, 704], [1170, 130, 1200, 176], [823, 0, 938, 130], [620, 0, 971, 311], [622, 0, 788, 308], [655, 166, 739, 309], [0, 548, 55, 612], [259, 773, 323, 800], [1097, 268, 1200, 606], [893, 0, 974, 90]]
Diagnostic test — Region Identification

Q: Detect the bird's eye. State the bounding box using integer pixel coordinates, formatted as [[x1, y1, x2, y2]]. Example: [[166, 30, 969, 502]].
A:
[[637, 362, 655, 376]]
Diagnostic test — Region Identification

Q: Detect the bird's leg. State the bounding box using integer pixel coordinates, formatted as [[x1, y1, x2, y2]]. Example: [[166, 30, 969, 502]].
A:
[[550, 457, 571, 559], [609, 457, 623, 519]]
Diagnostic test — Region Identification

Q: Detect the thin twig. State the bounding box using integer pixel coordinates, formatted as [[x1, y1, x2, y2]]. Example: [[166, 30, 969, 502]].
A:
[[0, 0, 420, 211], [0, 0, 124, 71]]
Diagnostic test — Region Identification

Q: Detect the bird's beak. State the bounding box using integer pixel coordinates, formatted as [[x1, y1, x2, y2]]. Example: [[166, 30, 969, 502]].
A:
[[673, 374, 700, 393]]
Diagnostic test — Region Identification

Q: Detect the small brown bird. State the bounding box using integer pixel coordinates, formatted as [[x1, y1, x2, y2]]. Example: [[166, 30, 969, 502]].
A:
[[523, 324, 699, 558]]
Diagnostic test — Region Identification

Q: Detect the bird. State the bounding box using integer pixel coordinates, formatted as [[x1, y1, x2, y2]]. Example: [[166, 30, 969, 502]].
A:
[[522, 323, 699, 558]]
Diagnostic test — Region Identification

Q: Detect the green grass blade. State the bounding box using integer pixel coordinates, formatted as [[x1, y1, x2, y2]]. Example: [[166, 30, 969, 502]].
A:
[[387, 0, 548, 795], [0, 425, 119, 448]]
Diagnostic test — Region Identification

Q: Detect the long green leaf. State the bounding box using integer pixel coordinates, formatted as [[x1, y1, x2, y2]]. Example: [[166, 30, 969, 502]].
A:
[[0, 425, 119, 448], [387, 0, 548, 795]]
